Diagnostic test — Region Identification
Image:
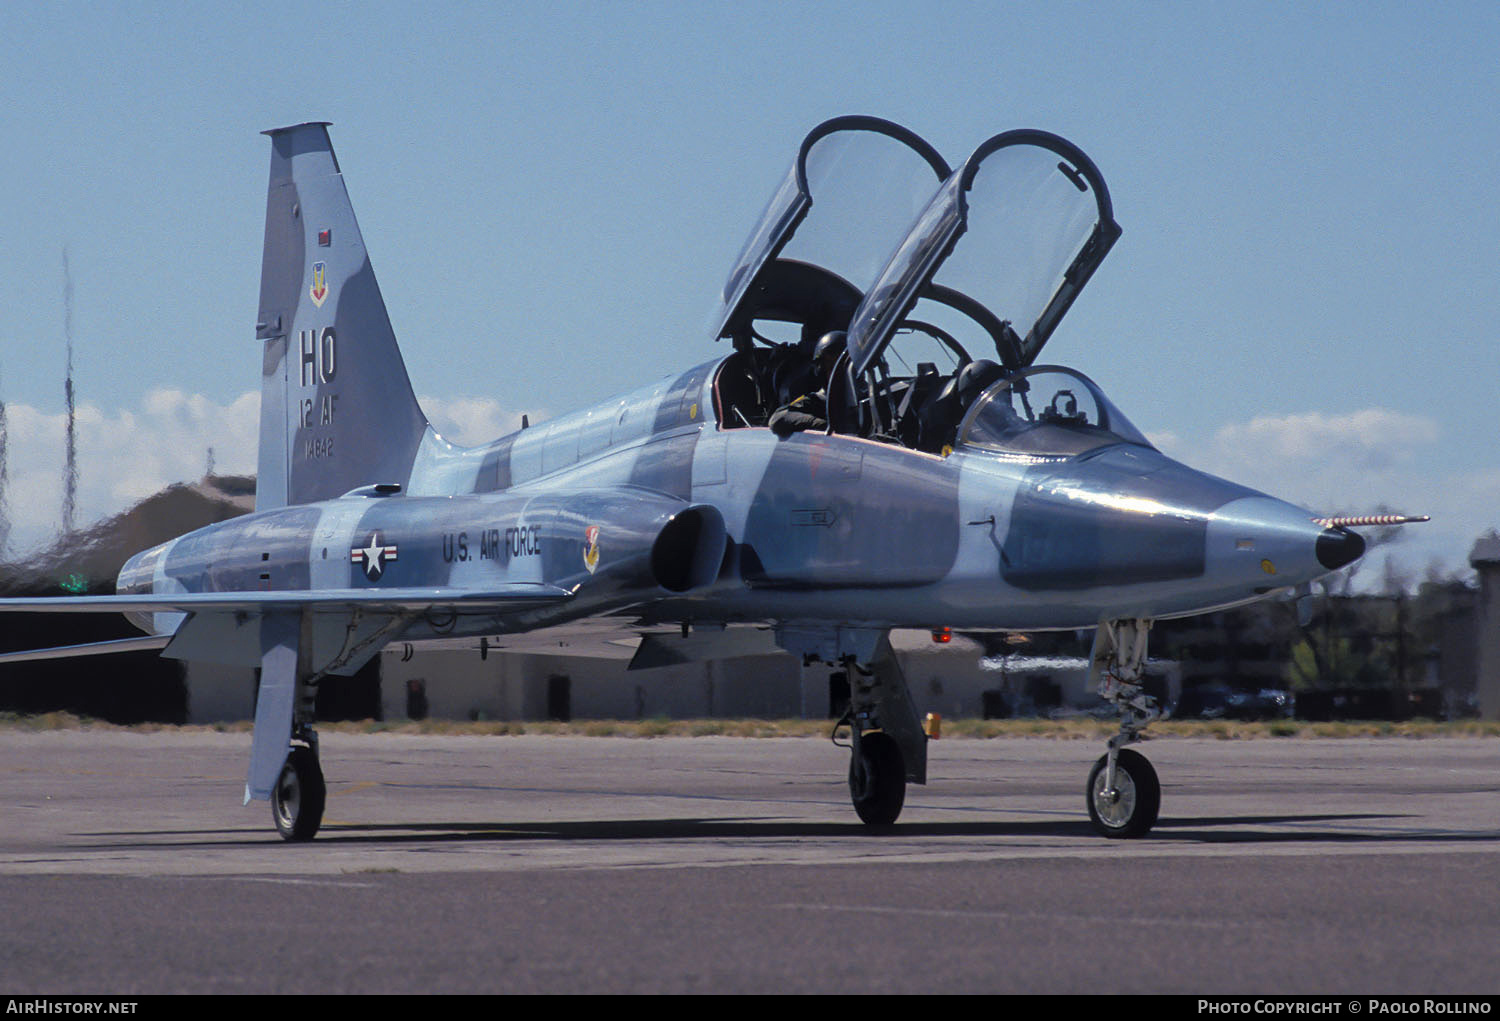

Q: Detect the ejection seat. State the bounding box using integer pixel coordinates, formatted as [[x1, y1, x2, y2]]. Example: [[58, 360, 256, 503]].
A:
[[917, 359, 1005, 453]]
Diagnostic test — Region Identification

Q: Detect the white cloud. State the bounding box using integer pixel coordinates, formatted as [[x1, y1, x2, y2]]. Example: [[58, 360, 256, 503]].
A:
[[419, 395, 536, 447], [0, 390, 259, 556], [1155, 407, 1493, 583], [1162, 406, 1435, 466], [0, 390, 530, 557], [1153, 408, 1439, 509], [1211, 409, 1436, 472]]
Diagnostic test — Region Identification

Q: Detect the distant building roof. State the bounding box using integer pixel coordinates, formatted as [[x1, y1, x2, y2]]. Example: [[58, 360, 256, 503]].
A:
[[0, 475, 255, 595]]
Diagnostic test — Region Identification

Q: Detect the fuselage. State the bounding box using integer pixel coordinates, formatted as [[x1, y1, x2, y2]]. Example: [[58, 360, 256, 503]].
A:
[[118, 354, 1357, 656]]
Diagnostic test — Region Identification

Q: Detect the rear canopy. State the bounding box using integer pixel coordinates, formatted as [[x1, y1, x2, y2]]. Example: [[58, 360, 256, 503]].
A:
[[711, 116, 951, 346]]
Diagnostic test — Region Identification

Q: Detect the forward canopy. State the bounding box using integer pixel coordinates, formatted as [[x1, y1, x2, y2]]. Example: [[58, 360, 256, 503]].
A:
[[846, 129, 1121, 377]]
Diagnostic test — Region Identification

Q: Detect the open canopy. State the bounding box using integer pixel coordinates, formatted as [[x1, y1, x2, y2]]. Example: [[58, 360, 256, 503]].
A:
[[711, 116, 950, 346], [846, 130, 1121, 377], [709, 121, 1125, 455]]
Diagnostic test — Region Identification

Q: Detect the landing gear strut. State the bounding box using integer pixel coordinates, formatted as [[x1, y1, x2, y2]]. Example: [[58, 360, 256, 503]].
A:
[[1087, 619, 1163, 838]]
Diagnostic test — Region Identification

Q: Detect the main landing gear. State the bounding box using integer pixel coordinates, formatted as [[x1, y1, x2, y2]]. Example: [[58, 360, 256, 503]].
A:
[[272, 736, 326, 842], [828, 636, 927, 826], [848, 730, 905, 825], [250, 610, 405, 841], [1086, 619, 1163, 838]]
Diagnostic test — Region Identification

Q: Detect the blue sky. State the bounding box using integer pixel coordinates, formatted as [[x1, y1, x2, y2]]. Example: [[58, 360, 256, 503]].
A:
[[1, 1, 1497, 584]]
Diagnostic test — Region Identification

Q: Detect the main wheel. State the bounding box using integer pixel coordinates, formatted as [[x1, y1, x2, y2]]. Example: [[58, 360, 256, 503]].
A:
[[272, 746, 326, 842], [1086, 748, 1160, 838], [849, 731, 905, 825]]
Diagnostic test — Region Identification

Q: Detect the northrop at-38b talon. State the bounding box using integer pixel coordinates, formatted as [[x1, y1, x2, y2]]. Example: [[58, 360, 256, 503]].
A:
[[0, 119, 1426, 840]]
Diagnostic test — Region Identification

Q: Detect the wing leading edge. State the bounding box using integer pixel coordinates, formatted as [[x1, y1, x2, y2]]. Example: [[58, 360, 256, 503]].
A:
[[0, 583, 575, 616], [0, 584, 574, 666]]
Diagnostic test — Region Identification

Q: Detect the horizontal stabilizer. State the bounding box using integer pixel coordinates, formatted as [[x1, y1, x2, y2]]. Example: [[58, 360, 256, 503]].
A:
[[0, 634, 173, 666], [0, 584, 575, 616]]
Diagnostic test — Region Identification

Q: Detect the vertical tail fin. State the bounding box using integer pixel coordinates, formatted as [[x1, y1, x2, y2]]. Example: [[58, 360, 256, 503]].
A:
[[254, 122, 428, 510]]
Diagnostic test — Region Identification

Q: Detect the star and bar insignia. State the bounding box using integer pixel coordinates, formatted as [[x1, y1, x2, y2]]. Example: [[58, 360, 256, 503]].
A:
[[351, 532, 398, 581]]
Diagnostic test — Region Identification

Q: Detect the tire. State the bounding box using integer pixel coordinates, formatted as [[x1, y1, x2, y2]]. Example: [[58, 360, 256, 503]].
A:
[[1086, 748, 1160, 839], [272, 746, 326, 842], [848, 731, 905, 825]]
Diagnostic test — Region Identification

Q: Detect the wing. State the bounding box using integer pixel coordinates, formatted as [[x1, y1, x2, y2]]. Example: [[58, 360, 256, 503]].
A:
[[0, 583, 574, 615], [0, 584, 574, 664]]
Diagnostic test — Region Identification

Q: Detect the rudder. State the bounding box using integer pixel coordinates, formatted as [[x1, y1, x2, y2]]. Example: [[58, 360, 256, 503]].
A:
[[254, 122, 428, 510]]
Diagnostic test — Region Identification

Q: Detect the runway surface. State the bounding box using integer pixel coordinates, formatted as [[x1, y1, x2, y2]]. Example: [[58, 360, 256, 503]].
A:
[[1, 730, 1497, 993]]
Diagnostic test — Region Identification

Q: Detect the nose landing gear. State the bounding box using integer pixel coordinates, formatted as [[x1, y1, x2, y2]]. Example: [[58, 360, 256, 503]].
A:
[[1086, 746, 1159, 838], [1087, 619, 1163, 838]]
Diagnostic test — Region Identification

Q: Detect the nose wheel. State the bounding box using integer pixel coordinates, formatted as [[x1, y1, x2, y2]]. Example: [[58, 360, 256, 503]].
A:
[[1086, 747, 1159, 838]]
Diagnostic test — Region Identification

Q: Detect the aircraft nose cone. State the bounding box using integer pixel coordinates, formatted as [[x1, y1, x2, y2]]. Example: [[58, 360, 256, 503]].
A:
[[1315, 527, 1366, 571]]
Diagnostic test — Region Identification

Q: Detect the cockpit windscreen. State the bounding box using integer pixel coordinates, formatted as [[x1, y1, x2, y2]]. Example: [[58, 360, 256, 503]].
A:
[[957, 366, 1152, 458]]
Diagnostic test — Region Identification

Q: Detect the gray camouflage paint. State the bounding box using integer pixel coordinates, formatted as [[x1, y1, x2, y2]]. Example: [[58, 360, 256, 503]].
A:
[[116, 122, 1349, 668], [3, 121, 1370, 817]]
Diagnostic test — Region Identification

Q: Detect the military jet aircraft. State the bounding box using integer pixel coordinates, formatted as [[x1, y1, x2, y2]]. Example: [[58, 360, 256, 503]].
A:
[[0, 117, 1417, 841]]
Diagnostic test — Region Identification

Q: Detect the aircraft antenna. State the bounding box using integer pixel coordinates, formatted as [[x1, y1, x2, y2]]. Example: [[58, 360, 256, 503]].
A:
[[0, 360, 10, 559], [61, 247, 78, 536]]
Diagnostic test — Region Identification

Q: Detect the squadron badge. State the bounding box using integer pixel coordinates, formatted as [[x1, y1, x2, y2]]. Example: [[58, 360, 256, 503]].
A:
[[583, 525, 600, 574], [310, 261, 329, 308]]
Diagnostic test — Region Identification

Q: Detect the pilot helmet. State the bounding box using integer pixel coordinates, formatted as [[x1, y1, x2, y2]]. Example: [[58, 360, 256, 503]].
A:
[[812, 331, 847, 372], [956, 359, 1004, 402]]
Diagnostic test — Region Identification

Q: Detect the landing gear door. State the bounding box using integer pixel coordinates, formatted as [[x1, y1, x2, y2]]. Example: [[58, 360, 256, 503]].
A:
[[847, 130, 1122, 377]]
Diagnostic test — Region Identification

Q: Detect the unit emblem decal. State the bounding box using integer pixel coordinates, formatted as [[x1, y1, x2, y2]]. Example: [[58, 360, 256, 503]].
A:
[[310, 261, 329, 307], [583, 525, 601, 574], [352, 532, 398, 580]]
